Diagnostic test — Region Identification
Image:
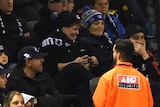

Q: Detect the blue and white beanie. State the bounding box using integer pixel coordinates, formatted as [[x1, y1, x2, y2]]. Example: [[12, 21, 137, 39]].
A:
[[81, 8, 104, 28]]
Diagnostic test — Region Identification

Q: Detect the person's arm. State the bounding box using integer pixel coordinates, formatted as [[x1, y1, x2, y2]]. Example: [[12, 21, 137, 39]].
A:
[[133, 42, 160, 81], [93, 76, 108, 107], [133, 41, 149, 60], [144, 51, 160, 81], [58, 55, 90, 71]]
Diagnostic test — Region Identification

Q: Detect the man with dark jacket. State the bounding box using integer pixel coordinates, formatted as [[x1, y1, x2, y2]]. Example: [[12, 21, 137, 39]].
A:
[[5, 46, 80, 107], [0, 0, 39, 68], [125, 24, 160, 107]]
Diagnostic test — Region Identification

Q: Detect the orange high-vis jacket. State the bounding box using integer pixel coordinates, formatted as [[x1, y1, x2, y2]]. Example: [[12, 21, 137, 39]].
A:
[[93, 62, 153, 107]]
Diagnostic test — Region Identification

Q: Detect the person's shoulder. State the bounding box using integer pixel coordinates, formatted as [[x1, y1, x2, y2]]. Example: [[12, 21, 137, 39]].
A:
[[37, 72, 53, 81], [101, 68, 116, 79], [108, 10, 119, 17]]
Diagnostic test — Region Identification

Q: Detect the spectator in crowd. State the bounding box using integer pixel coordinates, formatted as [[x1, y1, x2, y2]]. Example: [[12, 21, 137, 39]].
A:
[[0, 0, 39, 68], [0, 64, 11, 107], [3, 91, 25, 107], [109, 0, 155, 38], [34, 0, 68, 45], [14, 0, 44, 29], [88, 0, 125, 43], [93, 39, 153, 107], [79, 9, 113, 77], [0, 45, 8, 66], [125, 24, 160, 107], [6, 46, 80, 107], [125, 24, 160, 81], [13, 0, 44, 22], [41, 11, 93, 107], [0, 45, 10, 107], [66, 0, 75, 12]]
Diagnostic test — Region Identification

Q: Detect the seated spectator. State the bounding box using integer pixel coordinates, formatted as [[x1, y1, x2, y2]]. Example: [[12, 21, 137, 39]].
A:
[[3, 91, 25, 107], [0, 64, 11, 107], [34, 0, 68, 45], [79, 9, 113, 77], [13, 0, 44, 22], [125, 24, 160, 107], [41, 11, 93, 107], [0, 45, 8, 66], [6, 46, 80, 107], [87, 0, 125, 43], [93, 39, 153, 107], [109, 0, 155, 38], [0, 0, 39, 68]]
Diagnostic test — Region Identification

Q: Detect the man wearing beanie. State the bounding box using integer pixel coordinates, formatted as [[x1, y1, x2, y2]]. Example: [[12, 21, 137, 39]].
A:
[[41, 11, 93, 107], [125, 24, 160, 107]]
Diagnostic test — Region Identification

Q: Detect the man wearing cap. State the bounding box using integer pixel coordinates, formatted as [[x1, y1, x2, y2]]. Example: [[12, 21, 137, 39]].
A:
[[125, 24, 160, 107], [5, 46, 80, 107], [0, 64, 10, 107]]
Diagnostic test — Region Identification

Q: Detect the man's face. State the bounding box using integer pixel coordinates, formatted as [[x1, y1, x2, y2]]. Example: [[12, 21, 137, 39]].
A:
[[28, 58, 45, 73], [0, 52, 8, 65], [48, 0, 68, 13], [129, 32, 145, 45], [93, 0, 109, 15], [0, 74, 7, 89], [62, 24, 81, 41], [0, 0, 14, 14]]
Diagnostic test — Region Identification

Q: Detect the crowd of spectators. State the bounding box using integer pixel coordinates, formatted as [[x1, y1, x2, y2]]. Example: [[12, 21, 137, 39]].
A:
[[0, 0, 160, 107]]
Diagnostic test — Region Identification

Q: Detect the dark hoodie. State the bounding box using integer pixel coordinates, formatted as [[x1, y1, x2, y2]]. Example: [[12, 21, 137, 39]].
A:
[[6, 65, 62, 107]]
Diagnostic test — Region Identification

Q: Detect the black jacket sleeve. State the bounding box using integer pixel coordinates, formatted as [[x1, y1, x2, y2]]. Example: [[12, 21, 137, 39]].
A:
[[144, 51, 160, 81]]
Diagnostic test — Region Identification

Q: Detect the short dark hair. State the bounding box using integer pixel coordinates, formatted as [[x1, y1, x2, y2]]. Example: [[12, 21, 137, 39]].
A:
[[115, 39, 134, 61]]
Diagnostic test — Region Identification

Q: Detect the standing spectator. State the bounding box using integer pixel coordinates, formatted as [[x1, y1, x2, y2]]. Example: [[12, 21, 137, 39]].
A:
[[0, 64, 11, 107], [34, 0, 68, 45], [125, 24, 160, 107], [41, 11, 93, 107], [79, 9, 113, 77], [93, 39, 153, 107], [0, 0, 39, 68], [88, 0, 125, 43], [4, 91, 25, 107], [6, 46, 80, 107]]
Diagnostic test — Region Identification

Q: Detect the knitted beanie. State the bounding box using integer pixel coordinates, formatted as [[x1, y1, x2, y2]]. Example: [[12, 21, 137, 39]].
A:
[[56, 11, 81, 28], [125, 24, 146, 39], [81, 6, 104, 28]]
